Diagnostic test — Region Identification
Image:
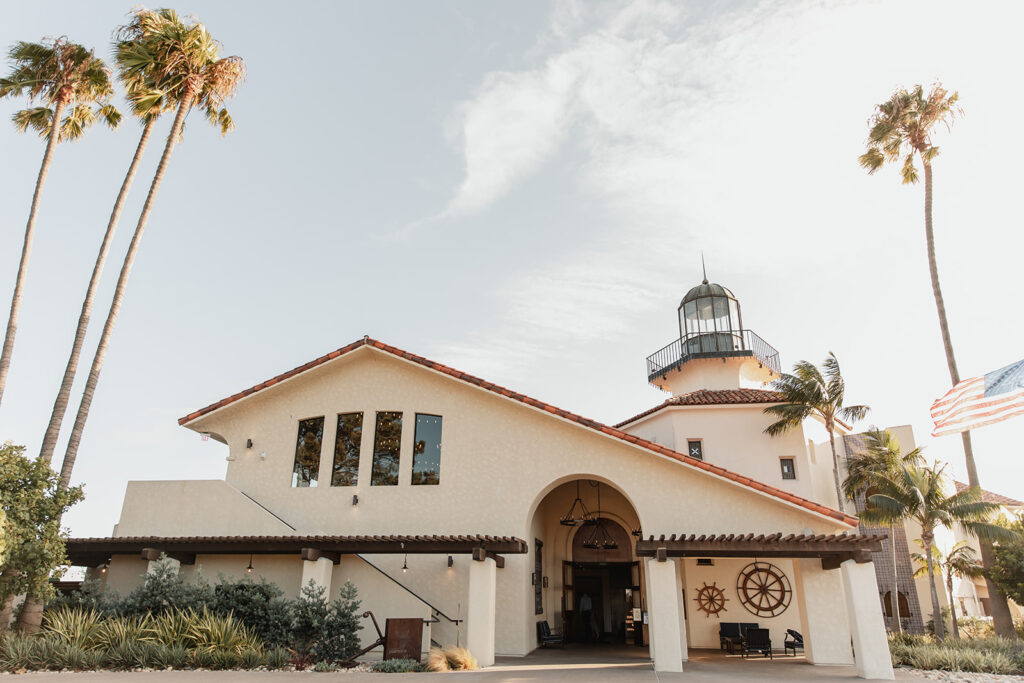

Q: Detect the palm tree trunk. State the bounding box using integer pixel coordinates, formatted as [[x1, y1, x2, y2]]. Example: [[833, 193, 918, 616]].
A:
[[922, 160, 1015, 637], [15, 593, 43, 634], [826, 427, 844, 513], [923, 531, 944, 639], [38, 119, 156, 465], [57, 91, 196, 491], [0, 99, 67, 407], [946, 572, 960, 639]]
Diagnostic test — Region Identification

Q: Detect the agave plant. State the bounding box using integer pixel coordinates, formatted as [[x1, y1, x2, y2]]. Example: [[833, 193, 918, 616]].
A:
[[92, 613, 155, 650], [150, 608, 197, 648], [41, 606, 103, 648], [188, 607, 261, 655]]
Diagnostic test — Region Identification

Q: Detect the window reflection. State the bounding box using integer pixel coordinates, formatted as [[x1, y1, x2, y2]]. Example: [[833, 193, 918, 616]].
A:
[[411, 414, 442, 485], [291, 417, 324, 487], [371, 411, 402, 486], [332, 412, 363, 486]]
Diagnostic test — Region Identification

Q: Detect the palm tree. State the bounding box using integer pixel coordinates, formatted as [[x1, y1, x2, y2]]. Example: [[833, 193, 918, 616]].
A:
[[16, 10, 243, 635], [764, 353, 870, 510], [858, 84, 1017, 636], [861, 462, 1017, 639], [911, 539, 983, 640], [842, 428, 924, 632], [56, 8, 243, 492], [36, 15, 190, 467], [0, 38, 119, 407]]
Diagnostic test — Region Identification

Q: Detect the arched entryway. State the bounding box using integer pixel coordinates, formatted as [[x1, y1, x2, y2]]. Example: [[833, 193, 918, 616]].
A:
[[527, 478, 648, 654]]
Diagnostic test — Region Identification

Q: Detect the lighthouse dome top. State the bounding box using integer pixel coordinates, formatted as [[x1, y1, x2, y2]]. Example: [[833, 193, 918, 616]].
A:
[[680, 279, 737, 307]]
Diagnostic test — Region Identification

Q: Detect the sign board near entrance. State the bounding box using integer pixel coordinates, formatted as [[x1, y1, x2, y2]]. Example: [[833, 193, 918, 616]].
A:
[[384, 618, 423, 662]]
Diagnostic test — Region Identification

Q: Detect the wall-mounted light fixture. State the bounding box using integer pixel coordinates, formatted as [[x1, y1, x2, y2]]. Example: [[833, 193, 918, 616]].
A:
[[246, 439, 253, 449], [543, 576, 549, 588], [531, 572, 537, 586], [246, 554, 254, 574], [352, 494, 359, 506], [99, 564, 108, 574], [447, 555, 453, 568]]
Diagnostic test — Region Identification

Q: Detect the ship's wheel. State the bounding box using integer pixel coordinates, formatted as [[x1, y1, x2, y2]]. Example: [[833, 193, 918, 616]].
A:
[[693, 581, 728, 617], [736, 561, 791, 617]]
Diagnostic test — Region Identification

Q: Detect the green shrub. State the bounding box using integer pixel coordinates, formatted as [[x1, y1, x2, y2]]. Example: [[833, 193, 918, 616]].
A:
[[372, 657, 422, 673], [240, 647, 264, 669], [211, 577, 291, 648], [191, 647, 217, 669], [265, 646, 290, 669], [210, 648, 241, 670], [152, 643, 189, 669], [0, 633, 40, 671], [313, 660, 340, 671], [48, 578, 121, 615], [889, 635, 1023, 674], [119, 556, 213, 617], [290, 580, 362, 662]]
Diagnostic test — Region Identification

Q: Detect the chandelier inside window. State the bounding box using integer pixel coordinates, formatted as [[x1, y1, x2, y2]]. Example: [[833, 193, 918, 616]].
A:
[[581, 483, 618, 550], [559, 480, 593, 526]]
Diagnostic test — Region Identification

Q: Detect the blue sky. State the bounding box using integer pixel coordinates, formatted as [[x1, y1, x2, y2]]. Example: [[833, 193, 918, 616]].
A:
[[2, 0, 1022, 536]]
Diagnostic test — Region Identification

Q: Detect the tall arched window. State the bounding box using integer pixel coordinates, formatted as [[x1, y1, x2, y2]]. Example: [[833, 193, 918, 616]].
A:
[[883, 590, 911, 618]]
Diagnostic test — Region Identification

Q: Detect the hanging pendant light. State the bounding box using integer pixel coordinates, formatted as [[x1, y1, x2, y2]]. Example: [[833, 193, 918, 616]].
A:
[[582, 482, 618, 550], [246, 554, 254, 574], [560, 480, 594, 526]]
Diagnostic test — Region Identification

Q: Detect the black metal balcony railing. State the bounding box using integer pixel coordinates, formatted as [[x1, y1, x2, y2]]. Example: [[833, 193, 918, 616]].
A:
[[646, 329, 781, 381]]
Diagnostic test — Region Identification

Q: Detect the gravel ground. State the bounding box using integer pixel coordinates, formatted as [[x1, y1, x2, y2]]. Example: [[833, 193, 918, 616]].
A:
[[904, 668, 1024, 682]]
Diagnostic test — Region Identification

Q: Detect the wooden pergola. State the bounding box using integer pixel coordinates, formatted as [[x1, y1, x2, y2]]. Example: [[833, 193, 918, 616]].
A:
[[66, 534, 528, 569], [635, 532, 885, 569]]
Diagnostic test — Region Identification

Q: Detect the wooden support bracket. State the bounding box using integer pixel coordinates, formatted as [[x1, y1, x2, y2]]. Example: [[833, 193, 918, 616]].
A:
[[656, 547, 668, 562], [471, 547, 505, 568]]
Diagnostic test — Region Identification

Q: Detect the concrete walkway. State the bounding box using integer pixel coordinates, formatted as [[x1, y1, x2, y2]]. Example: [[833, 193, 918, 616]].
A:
[[0, 647, 927, 681]]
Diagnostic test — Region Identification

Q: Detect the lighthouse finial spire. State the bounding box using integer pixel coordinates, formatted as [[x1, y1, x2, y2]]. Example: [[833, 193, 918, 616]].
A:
[[701, 252, 708, 284]]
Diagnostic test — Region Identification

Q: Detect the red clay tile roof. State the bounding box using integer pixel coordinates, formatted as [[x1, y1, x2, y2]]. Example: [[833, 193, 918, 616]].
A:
[[955, 481, 1022, 507], [178, 337, 858, 527], [615, 389, 784, 427]]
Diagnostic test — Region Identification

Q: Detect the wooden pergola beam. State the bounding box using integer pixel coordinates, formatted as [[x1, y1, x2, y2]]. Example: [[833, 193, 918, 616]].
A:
[[68, 534, 528, 567], [635, 532, 884, 566]]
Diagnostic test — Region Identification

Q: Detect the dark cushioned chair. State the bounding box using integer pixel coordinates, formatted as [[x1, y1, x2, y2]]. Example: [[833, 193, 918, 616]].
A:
[[784, 629, 803, 656], [741, 627, 773, 659], [536, 620, 563, 648]]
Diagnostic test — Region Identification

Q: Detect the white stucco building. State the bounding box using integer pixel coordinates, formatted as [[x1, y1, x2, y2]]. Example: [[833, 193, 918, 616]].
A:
[[70, 278, 899, 678]]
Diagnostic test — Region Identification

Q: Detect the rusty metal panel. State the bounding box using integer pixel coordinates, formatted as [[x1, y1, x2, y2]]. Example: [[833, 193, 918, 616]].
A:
[[384, 618, 423, 662]]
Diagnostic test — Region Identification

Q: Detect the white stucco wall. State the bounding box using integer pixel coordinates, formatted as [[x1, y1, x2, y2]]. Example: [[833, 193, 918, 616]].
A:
[[105, 346, 855, 656]]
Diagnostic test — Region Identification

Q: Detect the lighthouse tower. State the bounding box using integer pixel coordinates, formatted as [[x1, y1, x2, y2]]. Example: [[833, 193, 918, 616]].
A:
[[645, 276, 780, 396]]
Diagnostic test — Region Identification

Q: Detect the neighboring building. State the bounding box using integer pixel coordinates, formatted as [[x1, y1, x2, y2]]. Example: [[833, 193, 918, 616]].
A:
[[69, 278, 898, 677], [952, 482, 1023, 621]]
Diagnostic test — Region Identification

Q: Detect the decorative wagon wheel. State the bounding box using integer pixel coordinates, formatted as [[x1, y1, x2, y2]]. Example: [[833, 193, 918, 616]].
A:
[[693, 581, 728, 617], [736, 561, 792, 617]]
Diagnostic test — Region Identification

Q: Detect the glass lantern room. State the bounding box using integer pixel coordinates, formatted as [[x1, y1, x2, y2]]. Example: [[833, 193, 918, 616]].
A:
[[678, 280, 744, 354]]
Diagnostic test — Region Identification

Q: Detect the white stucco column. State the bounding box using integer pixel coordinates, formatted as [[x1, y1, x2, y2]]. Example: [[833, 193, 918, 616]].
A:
[[793, 558, 853, 665], [841, 560, 894, 680], [300, 557, 334, 597], [466, 556, 497, 667], [645, 558, 684, 673]]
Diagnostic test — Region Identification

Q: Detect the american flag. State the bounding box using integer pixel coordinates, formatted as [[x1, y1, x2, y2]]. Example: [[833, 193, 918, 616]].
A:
[[931, 359, 1024, 437]]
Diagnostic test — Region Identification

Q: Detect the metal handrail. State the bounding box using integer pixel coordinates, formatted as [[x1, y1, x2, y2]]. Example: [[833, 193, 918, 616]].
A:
[[646, 329, 780, 380], [356, 554, 462, 625]]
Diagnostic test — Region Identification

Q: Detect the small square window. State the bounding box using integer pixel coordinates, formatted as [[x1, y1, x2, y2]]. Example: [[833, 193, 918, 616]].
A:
[[780, 457, 796, 480], [686, 440, 703, 460]]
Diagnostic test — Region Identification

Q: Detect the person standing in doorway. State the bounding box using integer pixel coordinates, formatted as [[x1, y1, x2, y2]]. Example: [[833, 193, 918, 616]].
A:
[[579, 593, 593, 642]]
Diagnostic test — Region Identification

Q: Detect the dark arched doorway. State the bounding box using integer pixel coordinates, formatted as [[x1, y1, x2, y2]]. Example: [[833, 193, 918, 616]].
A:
[[567, 518, 642, 645]]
